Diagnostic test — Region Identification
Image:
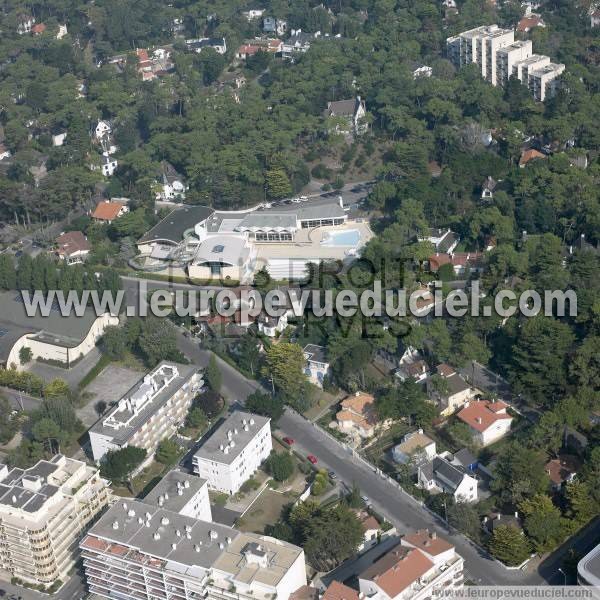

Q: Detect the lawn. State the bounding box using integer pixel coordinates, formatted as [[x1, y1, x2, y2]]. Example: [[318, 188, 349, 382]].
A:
[[112, 460, 167, 498], [304, 389, 342, 422], [236, 488, 299, 534]]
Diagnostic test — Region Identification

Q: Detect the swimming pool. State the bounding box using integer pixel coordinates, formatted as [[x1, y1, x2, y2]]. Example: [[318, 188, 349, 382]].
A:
[[321, 229, 361, 247]]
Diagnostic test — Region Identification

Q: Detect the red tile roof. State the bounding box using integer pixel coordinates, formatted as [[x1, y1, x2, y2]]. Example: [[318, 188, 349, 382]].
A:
[[31, 23, 46, 34], [457, 400, 512, 433], [545, 455, 581, 485], [403, 530, 454, 556], [92, 201, 124, 221], [361, 546, 434, 597], [322, 581, 360, 600], [519, 148, 546, 167], [238, 44, 261, 56], [517, 15, 544, 32], [429, 252, 483, 272], [56, 231, 90, 256]]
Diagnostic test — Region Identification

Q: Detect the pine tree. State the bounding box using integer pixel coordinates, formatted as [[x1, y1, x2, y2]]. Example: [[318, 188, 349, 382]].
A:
[[488, 525, 531, 566]]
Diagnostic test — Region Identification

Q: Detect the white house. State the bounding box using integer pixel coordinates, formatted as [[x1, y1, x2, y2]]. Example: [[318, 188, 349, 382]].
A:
[[392, 429, 437, 468], [193, 411, 272, 495], [100, 155, 118, 177], [457, 400, 513, 446], [94, 120, 112, 139], [56, 24, 68, 39], [592, 10, 600, 27], [186, 38, 227, 54], [0, 144, 11, 161], [156, 161, 186, 201], [303, 344, 330, 387], [417, 456, 478, 503], [52, 132, 67, 147], [323, 96, 368, 136], [257, 311, 289, 337], [17, 16, 35, 35], [427, 364, 477, 417], [243, 9, 265, 20]]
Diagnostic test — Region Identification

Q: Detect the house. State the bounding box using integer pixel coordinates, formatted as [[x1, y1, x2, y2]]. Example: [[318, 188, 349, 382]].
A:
[[31, 23, 46, 35], [52, 132, 67, 147], [55, 231, 91, 264], [409, 61, 432, 79], [519, 148, 546, 167], [354, 510, 382, 552], [517, 14, 545, 33], [482, 511, 523, 535], [282, 30, 319, 59], [323, 96, 368, 137], [395, 354, 429, 382], [186, 38, 227, 54], [417, 456, 478, 503], [450, 447, 478, 471], [481, 176, 497, 199], [391, 429, 437, 469], [428, 252, 484, 276], [419, 228, 459, 254], [91, 200, 129, 223], [243, 9, 265, 20], [303, 344, 330, 387], [263, 16, 287, 36], [545, 454, 581, 490], [336, 392, 378, 439], [156, 161, 186, 201], [236, 44, 261, 60], [0, 144, 11, 161], [457, 399, 513, 446], [592, 10, 600, 27], [56, 24, 68, 39], [99, 155, 118, 177], [359, 532, 464, 600], [192, 411, 272, 495], [257, 312, 289, 337], [17, 16, 35, 35], [427, 364, 476, 417]]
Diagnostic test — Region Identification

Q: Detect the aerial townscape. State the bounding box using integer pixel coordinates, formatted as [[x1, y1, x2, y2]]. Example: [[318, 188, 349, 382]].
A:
[[0, 0, 600, 599]]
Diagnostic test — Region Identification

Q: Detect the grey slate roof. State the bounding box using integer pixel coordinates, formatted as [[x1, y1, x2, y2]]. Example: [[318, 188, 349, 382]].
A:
[[423, 457, 469, 493], [138, 205, 215, 244], [452, 448, 477, 469], [0, 291, 106, 363], [194, 411, 270, 466], [303, 344, 327, 363], [324, 98, 359, 117]]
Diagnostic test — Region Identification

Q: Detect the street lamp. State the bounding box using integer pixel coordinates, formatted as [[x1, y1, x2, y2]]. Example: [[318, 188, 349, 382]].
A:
[[558, 567, 567, 585]]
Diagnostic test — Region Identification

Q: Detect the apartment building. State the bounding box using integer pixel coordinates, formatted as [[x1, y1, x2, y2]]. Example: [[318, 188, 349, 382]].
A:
[[89, 362, 202, 462], [359, 530, 464, 600], [0, 454, 110, 587], [80, 488, 306, 600], [193, 411, 272, 495], [447, 25, 564, 100]]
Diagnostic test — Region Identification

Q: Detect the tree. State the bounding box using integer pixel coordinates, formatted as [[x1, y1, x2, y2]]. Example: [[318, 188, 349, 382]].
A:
[[100, 446, 147, 483], [519, 494, 568, 553], [447, 503, 482, 540], [347, 482, 362, 508], [155, 438, 181, 466], [437, 263, 455, 281], [19, 347, 33, 365], [237, 336, 262, 376], [31, 418, 62, 454], [43, 379, 70, 400], [95, 400, 108, 416], [265, 452, 295, 482], [205, 355, 222, 393], [101, 326, 128, 360], [245, 391, 284, 422], [488, 525, 531, 566], [264, 343, 305, 401], [194, 390, 223, 418], [266, 168, 292, 199], [565, 481, 598, 526], [186, 407, 208, 430], [311, 470, 328, 496], [138, 318, 181, 366]]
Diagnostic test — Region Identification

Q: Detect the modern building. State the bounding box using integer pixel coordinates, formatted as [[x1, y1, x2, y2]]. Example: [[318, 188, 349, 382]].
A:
[[417, 456, 478, 503], [578, 543, 600, 586], [457, 399, 513, 446], [447, 25, 564, 100], [0, 290, 118, 369], [89, 362, 202, 462], [391, 429, 437, 469], [359, 531, 463, 600], [193, 411, 272, 495], [303, 344, 330, 387], [0, 454, 110, 587], [80, 494, 306, 600]]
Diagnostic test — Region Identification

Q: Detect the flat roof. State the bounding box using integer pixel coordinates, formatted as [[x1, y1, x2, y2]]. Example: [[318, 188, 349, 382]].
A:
[[139, 205, 215, 244], [89, 362, 200, 445], [194, 411, 270, 466], [237, 213, 298, 231], [193, 236, 251, 267], [0, 291, 106, 362], [143, 471, 208, 514], [578, 543, 600, 586]]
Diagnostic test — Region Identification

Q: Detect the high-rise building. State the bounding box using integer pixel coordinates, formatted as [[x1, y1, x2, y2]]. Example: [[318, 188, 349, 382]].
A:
[[80, 471, 306, 600], [89, 362, 202, 462], [193, 411, 272, 495], [0, 454, 110, 587], [447, 25, 564, 100]]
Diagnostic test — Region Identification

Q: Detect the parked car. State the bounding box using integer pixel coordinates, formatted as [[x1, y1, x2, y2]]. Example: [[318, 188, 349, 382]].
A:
[[307, 454, 318, 464], [282, 437, 294, 445], [328, 470, 337, 479]]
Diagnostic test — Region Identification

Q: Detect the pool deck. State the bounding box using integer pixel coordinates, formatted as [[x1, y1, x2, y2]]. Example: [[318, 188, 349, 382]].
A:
[[254, 221, 373, 261]]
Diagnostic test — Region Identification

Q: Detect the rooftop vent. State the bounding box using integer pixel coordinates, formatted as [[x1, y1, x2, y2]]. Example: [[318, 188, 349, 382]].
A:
[[122, 502, 128, 511], [176, 530, 181, 537], [128, 509, 136, 518], [185, 525, 192, 533], [244, 425, 249, 432], [209, 530, 219, 540], [112, 521, 119, 530], [162, 516, 170, 526], [249, 418, 255, 426], [171, 543, 177, 550], [184, 480, 190, 489], [153, 532, 161, 540]]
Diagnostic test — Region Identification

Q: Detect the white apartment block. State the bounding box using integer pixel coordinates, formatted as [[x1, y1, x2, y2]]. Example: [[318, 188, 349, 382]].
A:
[[359, 530, 464, 600], [80, 473, 306, 600], [0, 454, 110, 587], [193, 411, 272, 495], [447, 25, 564, 100], [89, 362, 203, 463]]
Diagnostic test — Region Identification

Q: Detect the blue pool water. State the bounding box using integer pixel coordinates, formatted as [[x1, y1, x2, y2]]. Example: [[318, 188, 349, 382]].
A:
[[321, 229, 361, 247]]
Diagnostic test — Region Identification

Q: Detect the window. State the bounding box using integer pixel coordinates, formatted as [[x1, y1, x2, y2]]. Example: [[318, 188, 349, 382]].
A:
[[212, 245, 224, 253]]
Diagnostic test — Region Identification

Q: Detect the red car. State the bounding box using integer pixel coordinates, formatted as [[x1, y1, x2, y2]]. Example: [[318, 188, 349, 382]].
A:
[[307, 454, 318, 464], [283, 437, 295, 446]]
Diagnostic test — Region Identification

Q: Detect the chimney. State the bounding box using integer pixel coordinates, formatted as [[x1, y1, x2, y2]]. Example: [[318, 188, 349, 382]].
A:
[[431, 531, 437, 540], [184, 480, 190, 489], [112, 521, 119, 530], [476, 417, 483, 424]]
